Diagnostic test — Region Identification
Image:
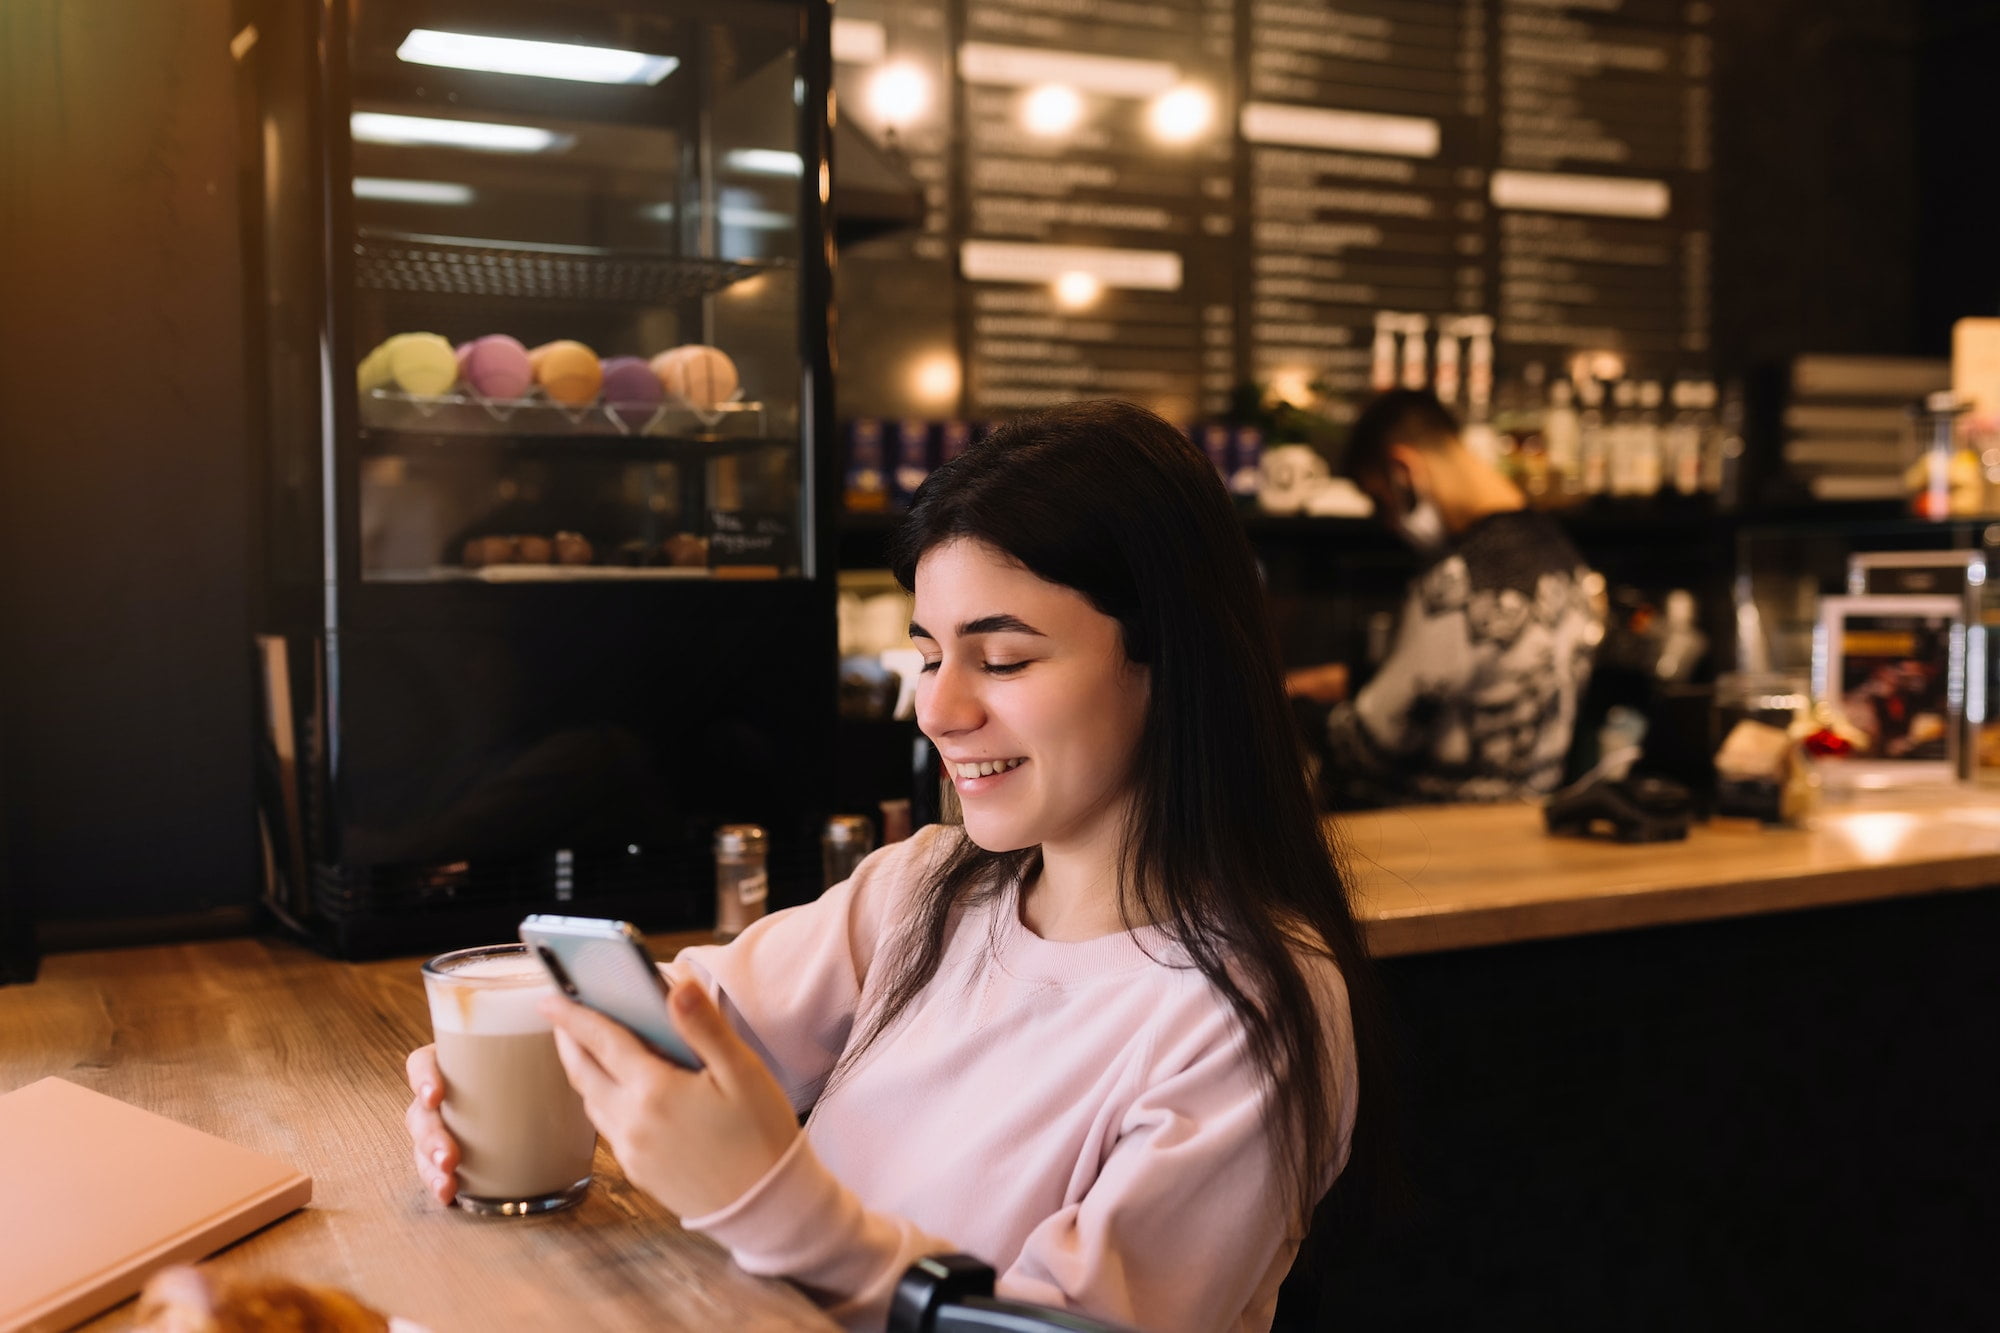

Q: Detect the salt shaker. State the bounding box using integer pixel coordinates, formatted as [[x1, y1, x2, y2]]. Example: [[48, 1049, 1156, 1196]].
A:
[[821, 815, 875, 889], [713, 824, 769, 941]]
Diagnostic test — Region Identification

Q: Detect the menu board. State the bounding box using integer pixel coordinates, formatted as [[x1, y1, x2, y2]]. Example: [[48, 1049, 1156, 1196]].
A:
[[1243, 0, 1492, 397], [954, 0, 1239, 423], [1489, 0, 1712, 365], [832, 0, 1714, 423]]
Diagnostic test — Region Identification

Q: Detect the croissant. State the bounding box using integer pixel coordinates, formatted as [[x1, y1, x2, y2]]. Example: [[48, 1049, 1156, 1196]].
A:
[[134, 1265, 389, 1333]]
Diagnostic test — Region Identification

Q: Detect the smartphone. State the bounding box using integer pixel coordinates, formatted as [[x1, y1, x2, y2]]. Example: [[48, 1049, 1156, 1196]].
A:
[[518, 914, 703, 1070]]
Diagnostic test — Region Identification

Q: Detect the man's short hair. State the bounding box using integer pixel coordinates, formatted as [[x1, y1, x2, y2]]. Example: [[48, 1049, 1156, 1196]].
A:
[[1340, 389, 1462, 483]]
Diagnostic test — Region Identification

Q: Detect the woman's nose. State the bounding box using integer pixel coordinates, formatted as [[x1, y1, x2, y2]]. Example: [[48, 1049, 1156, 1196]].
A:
[[917, 660, 983, 736]]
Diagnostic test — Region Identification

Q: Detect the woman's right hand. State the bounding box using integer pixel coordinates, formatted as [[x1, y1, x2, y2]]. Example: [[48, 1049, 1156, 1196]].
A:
[[404, 1045, 461, 1205]]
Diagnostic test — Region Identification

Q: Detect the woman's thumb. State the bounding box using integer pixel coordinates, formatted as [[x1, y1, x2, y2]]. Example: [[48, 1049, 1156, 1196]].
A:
[[669, 981, 741, 1071]]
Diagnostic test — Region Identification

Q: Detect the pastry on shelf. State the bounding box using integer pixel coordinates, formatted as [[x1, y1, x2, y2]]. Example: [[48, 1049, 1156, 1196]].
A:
[[650, 344, 738, 411]]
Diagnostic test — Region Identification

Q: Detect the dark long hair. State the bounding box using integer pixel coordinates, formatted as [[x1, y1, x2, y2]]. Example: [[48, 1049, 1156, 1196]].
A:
[[856, 398, 1386, 1233]]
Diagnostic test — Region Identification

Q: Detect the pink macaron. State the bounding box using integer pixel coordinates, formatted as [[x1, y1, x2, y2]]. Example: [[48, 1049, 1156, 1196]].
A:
[[455, 335, 534, 400]]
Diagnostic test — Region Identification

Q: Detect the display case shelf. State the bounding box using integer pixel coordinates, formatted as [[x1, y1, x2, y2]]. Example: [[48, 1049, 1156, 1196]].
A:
[[359, 388, 769, 444], [355, 230, 789, 305]]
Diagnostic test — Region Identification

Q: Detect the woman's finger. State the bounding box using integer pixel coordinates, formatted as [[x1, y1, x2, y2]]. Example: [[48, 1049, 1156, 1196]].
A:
[[541, 995, 663, 1082], [665, 981, 748, 1082], [551, 1026, 616, 1107], [406, 1045, 443, 1105]]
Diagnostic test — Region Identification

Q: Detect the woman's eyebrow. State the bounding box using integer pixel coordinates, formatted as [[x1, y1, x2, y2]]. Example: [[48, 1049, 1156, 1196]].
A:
[[906, 614, 1047, 640]]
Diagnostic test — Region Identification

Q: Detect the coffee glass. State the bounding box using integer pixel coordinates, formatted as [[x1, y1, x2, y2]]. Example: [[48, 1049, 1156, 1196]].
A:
[[421, 944, 597, 1215]]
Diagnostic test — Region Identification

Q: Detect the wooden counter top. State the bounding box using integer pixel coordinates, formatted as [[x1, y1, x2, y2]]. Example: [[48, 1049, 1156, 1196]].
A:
[[0, 934, 834, 1333], [1341, 790, 2000, 957], [3, 795, 1993, 1327]]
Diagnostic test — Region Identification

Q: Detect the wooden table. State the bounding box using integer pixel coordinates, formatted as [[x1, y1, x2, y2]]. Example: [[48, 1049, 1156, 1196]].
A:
[[5, 793, 1995, 1329], [0, 932, 836, 1332], [1341, 788, 2000, 956]]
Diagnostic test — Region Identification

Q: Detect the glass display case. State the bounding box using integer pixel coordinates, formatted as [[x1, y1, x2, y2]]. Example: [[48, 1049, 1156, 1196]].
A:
[[240, 0, 836, 956]]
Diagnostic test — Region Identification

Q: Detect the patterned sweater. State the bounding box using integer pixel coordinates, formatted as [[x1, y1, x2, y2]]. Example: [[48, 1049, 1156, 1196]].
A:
[[1314, 509, 1602, 804]]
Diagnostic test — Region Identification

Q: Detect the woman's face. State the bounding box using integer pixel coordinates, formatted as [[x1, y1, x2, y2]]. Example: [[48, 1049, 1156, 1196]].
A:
[[910, 538, 1150, 860]]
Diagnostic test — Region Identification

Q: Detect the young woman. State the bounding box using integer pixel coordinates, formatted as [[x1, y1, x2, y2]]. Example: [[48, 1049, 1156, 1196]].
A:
[[404, 399, 1384, 1332]]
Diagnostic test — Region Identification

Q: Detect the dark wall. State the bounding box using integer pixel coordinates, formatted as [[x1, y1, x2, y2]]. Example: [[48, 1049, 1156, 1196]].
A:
[[0, 0, 1993, 944], [0, 0, 257, 938], [1708, 0, 2000, 377]]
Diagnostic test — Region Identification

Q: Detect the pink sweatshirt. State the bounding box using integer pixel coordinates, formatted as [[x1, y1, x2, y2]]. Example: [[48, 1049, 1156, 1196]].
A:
[[669, 825, 1357, 1332]]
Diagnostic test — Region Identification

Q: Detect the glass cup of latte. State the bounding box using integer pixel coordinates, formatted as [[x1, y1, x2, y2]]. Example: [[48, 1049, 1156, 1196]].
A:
[[421, 944, 598, 1215]]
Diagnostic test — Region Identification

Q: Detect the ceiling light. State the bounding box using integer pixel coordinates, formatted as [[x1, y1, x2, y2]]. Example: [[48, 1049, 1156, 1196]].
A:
[[351, 112, 570, 153], [1053, 271, 1102, 309], [354, 177, 473, 205], [1148, 85, 1214, 144], [724, 149, 803, 177], [397, 28, 677, 86], [1021, 85, 1084, 137], [867, 63, 931, 129], [910, 352, 961, 405]]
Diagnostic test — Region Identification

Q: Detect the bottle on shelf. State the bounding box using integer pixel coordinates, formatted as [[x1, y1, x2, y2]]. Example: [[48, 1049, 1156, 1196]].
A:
[[1665, 379, 1711, 496], [713, 824, 769, 942], [1544, 378, 1583, 499], [1707, 381, 1746, 499], [1578, 378, 1610, 496], [1633, 380, 1665, 497], [1608, 379, 1642, 495]]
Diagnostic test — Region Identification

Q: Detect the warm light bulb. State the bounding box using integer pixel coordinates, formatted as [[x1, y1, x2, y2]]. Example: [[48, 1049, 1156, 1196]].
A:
[[910, 352, 961, 405], [1147, 85, 1214, 144], [1053, 271, 1103, 310], [1270, 369, 1314, 408], [1021, 85, 1084, 137], [867, 62, 931, 128]]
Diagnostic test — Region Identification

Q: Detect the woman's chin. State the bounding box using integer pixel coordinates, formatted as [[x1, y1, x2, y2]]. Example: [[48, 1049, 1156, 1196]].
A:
[[960, 820, 1035, 854]]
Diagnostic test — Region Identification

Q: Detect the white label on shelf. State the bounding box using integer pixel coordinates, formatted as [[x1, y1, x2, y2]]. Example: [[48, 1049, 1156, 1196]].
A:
[[957, 42, 1178, 96], [832, 18, 886, 65], [1489, 170, 1671, 219], [959, 240, 1182, 291], [1239, 102, 1441, 159]]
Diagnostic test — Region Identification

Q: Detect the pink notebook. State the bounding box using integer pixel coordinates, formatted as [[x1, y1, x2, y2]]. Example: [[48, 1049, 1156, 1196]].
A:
[[0, 1077, 313, 1332]]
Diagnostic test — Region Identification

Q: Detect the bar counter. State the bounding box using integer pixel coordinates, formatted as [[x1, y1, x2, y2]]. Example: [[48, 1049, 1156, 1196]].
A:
[[3, 792, 1994, 1329], [1343, 788, 2000, 956]]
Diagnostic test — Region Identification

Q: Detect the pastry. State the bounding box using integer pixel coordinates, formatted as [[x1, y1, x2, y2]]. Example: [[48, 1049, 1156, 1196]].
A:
[[650, 344, 739, 412], [455, 334, 533, 400], [358, 332, 458, 397], [134, 1264, 389, 1333], [528, 340, 604, 406]]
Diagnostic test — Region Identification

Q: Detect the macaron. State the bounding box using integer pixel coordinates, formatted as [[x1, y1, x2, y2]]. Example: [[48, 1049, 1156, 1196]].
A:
[[529, 340, 604, 406], [650, 344, 740, 412], [601, 355, 665, 423], [455, 334, 534, 400], [358, 332, 458, 397]]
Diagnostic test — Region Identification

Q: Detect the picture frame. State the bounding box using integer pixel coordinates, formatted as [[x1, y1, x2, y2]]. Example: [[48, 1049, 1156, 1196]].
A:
[[1813, 594, 1964, 787]]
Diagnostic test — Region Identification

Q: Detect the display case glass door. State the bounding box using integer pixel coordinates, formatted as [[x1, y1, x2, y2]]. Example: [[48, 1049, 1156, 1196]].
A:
[[344, 0, 808, 582]]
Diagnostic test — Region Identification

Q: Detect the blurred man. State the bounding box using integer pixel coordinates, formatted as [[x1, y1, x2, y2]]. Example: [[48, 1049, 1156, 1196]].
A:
[[1287, 390, 1603, 805]]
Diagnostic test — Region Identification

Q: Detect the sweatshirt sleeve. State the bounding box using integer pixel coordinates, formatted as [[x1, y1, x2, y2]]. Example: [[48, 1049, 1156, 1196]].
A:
[[687, 966, 1356, 1333], [680, 1131, 960, 1326], [667, 825, 952, 1114]]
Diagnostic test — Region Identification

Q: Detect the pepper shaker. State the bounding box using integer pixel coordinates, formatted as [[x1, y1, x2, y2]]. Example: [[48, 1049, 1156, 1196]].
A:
[[821, 815, 875, 890], [713, 824, 769, 941]]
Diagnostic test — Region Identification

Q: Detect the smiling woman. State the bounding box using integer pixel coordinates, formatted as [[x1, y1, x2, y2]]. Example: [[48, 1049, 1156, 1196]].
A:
[[402, 399, 1388, 1333], [907, 542, 1151, 935]]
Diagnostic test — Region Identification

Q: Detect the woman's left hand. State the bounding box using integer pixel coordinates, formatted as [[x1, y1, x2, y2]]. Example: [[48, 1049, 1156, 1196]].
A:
[[542, 982, 801, 1219]]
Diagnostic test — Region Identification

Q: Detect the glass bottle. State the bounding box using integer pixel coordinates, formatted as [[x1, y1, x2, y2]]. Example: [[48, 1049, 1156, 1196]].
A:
[[713, 824, 769, 942], [821, 815, 875, 890]]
